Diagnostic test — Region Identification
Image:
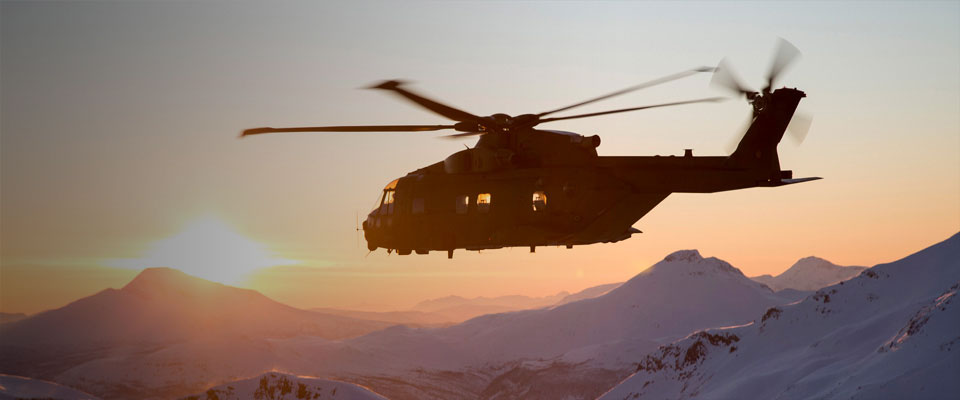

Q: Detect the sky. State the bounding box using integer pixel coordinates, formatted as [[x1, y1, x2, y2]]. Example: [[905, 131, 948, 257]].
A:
[[2, 1, 958, 314]]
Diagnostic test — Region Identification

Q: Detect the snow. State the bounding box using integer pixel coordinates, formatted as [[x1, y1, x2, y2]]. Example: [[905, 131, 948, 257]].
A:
[[331, 248, 795, 371], [409, 292, 569, 322], [0, 267, 393, 346], [600, 232, 960, 400], [752, 256, 866, 291], [52, 248, 787, 398], [0, 374, 98, 400], [0, 313, 27, 325], [180, 372, 387, 400], [7, 235, 957, 399], [555, 282, 623, 305]]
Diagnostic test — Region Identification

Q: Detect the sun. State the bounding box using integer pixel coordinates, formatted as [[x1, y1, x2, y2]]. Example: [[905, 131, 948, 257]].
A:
[[108, 216, 297, 285]]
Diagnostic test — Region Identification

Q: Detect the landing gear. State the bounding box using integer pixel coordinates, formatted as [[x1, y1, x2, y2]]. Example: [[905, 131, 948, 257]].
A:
[[415, 249, 428, 255], [447, 250, 454, 259], [398, 249, 412, 256], [530, 246, 535, 253], [566, 244, 573, 249]]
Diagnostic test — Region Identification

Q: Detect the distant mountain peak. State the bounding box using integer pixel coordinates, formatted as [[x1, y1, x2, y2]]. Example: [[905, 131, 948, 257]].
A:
[[121, 266, 223, 295], [751, 256, 866, 291], [792, 256, 836, 269], [664, 249, 703, 263], [656, 250, 742, 277]]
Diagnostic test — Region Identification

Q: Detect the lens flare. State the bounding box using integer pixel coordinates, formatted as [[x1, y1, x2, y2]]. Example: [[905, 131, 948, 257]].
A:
[[108, 216, 297, 285]]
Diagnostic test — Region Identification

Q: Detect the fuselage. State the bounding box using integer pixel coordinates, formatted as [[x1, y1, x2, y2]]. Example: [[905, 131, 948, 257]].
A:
[[362, 153, 787, 254], [362, 88, 810, 256]]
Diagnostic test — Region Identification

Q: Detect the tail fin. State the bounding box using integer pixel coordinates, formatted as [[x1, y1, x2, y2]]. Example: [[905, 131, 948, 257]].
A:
[[727, 88, 805, 177]]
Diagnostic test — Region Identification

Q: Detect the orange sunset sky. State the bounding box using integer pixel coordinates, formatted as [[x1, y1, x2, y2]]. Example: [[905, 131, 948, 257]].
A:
[[2, 1, 958, 315]]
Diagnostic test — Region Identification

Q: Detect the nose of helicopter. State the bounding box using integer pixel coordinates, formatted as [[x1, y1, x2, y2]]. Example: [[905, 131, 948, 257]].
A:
[[362, 212, 378, 251]]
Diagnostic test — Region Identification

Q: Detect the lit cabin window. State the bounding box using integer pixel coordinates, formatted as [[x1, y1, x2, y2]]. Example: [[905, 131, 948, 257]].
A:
[[412, 198, 425, 214], [455, 195, 469, 214], [477, 193, 491, 213], [532, 191, 547, 211]]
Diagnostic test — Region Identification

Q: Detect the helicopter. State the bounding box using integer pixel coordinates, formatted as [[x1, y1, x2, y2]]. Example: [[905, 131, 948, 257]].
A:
[[242, 39, 819, 259]]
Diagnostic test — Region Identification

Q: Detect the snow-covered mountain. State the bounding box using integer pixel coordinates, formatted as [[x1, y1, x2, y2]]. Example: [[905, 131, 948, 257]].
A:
[[181, 372, 387, 400], [38, 250, 800, 400], [281, 250, 800, 399], [3, 246, 899, 400], [310, 307, 454, 327], [0, 312, 27, 324], [554, 282, 623, 305], [0, 374, 99, 400], [410, 292, 569, 322], [440, 250, 795, 364], [1, 268, 391, 346], [752, 256, 866, 291], [0, 268, 393, 398], [601, 232, 960, 400]]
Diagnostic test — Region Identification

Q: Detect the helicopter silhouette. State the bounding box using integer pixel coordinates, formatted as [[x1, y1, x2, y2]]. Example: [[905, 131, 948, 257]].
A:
[[243, 39, 818, 258]]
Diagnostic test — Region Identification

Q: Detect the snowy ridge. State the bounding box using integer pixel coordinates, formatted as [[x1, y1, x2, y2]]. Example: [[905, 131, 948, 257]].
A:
[[555, 282, 623, 306], [600, 232, 960, 400], [752, 256, 866, 291], [10, 242, 944, 399], [181, 372, 387, 400], [0, 374, 99, 400], [307, 249, 800, 399]]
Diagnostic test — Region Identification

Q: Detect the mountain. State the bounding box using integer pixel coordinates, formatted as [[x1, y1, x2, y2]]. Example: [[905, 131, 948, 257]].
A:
[[181, 372, 387, 400], [554, 282, 622, 305], [752, 256, 866, 291], [0, 312, 27, 324], [0, 374, 99, 400], [442, 250, 793, 364], [289, 250, 800, 399], [601, 232, 960, 400], [0, 249, 841, 399], [1, 268, 391, 347], [310, 307, 454, 327], [410, 292, 569, 322], [0, 268, 394, 397]]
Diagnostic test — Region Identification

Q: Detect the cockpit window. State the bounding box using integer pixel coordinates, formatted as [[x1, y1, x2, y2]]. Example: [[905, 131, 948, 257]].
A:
[[455, 195, 469, 214], [377, 179, 399, 215], [381, 189, 395, 215], [532, 191, 547, 211]]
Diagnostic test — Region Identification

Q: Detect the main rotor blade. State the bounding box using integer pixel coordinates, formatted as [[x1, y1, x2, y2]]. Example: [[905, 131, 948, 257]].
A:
[[536, 67, 715, 118], [241, 124, 455, 137], [765, 38, 801, 91], [441, 131, 484, 139], [539, 97, 725, 123], [369, 80, 480, 122], [711, 58, 754, 96]]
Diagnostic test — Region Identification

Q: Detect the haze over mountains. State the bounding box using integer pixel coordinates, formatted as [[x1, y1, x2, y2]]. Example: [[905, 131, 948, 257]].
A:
[[0, 249, 800, 399], [409, 291, 570, 322], [0, 268, 393, 396], [313, 286, 607, 327], [2, 235, 956, 399]]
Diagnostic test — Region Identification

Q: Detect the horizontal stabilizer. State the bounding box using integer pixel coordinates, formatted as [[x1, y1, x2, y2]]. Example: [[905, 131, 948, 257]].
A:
[[781, 177, 821, 185]]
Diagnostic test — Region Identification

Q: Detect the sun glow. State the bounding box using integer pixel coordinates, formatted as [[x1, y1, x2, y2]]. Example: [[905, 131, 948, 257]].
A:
[[108, 216, 297, 285]]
